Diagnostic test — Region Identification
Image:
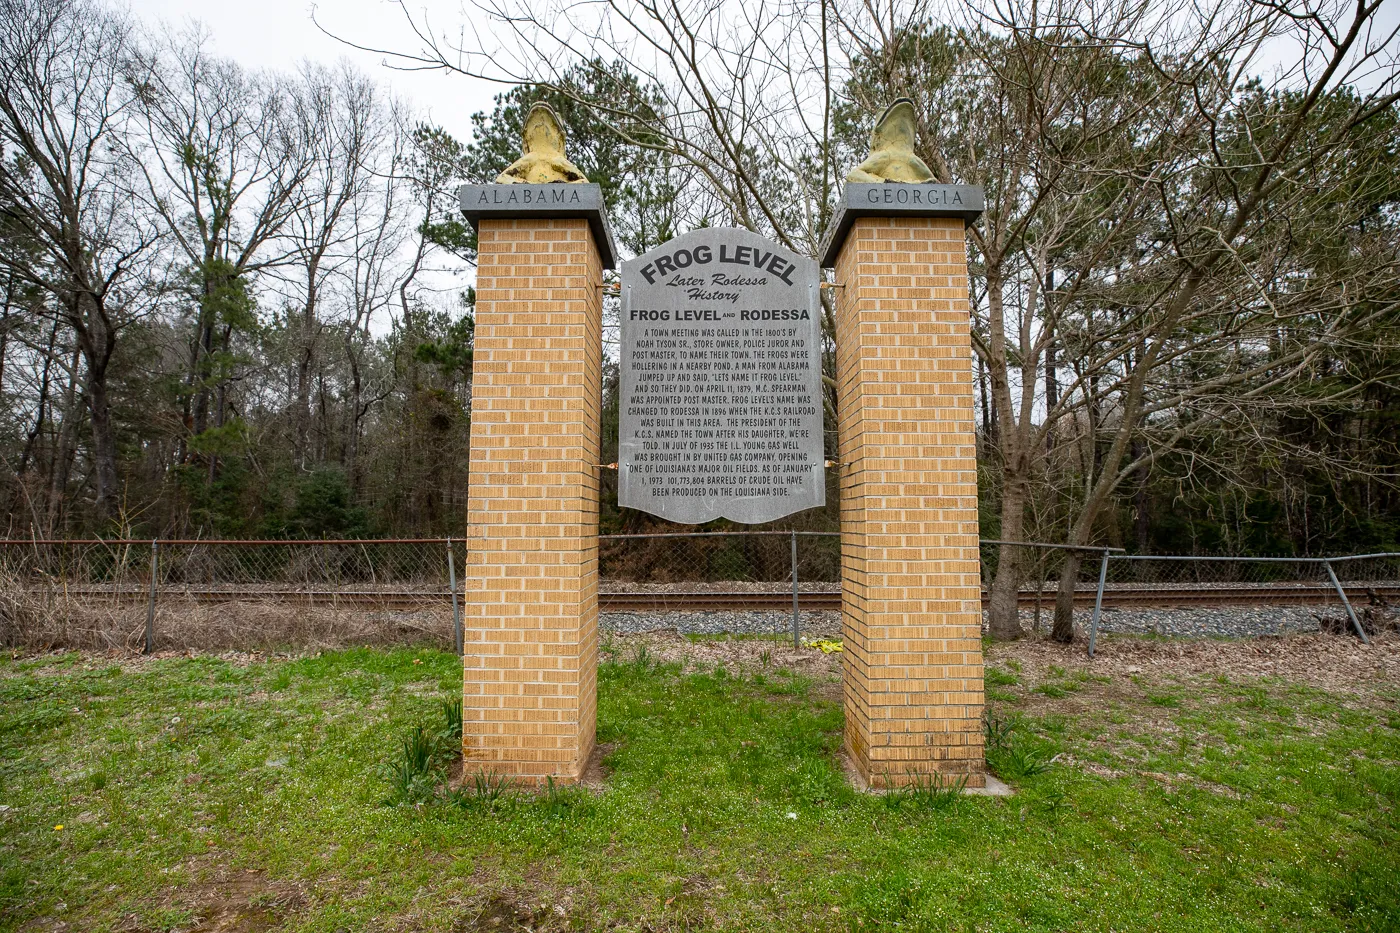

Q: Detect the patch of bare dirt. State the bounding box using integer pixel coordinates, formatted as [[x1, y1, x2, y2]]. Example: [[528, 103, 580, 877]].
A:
[[181, 872, 303, 933], [380, 865, 588, 933], [98, 866, 306, 933], [450, 890, 576, 931], [578, 742, 616, 790]]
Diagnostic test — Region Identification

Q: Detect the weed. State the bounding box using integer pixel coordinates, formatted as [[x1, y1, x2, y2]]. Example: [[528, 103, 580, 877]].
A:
[[883, 771, 967, 812], [985, 666, 1019, 687], [1036, 786, 1070, 819], [987, 742, 1054, 780], [453, 770, 513, 811], [475, 770, 511, 801], [440, 696, 463, 742], [984, 710, 1018, 750], [537, 775, 591, 821], [386, 724, 438, 802], [403, 724, 434, 774]]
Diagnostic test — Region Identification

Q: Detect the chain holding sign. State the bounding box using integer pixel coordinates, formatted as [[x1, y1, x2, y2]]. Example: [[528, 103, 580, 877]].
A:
[[618, 228, 826, 524]]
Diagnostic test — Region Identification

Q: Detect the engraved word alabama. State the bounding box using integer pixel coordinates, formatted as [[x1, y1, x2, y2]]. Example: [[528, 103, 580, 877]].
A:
[[619, 228, 825, 524]]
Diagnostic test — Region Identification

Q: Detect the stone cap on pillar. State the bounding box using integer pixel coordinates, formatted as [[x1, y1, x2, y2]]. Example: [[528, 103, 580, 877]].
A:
[[818, 182, 984, 268], [458, 183, 618, 270]]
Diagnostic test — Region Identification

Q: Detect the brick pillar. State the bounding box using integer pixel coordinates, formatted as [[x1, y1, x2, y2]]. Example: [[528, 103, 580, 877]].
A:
[[463, 216, 603, 785], [832, 214, 985, 789]]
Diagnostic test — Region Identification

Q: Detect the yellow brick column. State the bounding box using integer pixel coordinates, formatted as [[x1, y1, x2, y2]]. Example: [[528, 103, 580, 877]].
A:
[[458, 185, 615, 785], [822, 185, 986, 789]]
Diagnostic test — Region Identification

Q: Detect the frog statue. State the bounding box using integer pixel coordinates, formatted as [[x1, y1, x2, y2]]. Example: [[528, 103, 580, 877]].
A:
[[495, 102, 590, 184], [846, 98, 936, 184]]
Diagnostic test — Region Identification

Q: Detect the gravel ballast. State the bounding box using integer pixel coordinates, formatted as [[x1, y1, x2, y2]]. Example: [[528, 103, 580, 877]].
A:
[[602, 609, 842, 639], [601, 604, 1359, 640]]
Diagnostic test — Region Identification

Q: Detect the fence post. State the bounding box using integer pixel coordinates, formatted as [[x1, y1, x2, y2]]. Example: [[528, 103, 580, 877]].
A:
[[143, 539, 159, 655], [791, 530, 800, 649], [1087, 549, 1111, 659], [1323, 560, 1369, 645], [447, 538, 463, 656]]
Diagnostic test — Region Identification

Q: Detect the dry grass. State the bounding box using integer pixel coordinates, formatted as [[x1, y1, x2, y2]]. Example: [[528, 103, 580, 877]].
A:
[[0, 578, 454, 652], [607, 628, 843, 681], [5, 564, 1394, 695], [1004, 630, 1400, 701]]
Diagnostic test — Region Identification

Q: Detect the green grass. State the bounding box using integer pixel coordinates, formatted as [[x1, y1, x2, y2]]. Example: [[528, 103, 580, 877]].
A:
[[1, 646, 1397, 931]]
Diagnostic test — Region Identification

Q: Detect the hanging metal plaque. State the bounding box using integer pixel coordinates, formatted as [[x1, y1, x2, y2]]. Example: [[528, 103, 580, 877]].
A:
[[618, 227, 825, 524]]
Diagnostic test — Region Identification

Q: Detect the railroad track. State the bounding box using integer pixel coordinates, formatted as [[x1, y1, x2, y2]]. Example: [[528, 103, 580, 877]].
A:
[[606, 584, 1400, 611], [34, 583, 1400, 611]]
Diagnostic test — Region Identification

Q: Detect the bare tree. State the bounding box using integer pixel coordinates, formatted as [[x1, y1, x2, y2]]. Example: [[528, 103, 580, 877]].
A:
[[319, 0, 838, 251], [838, 2, 1207, 637], [278, 62, 381, 466], [839, 0, 1400, 639], [0, 0, 161, 522], [125, 24, 313, 474], [1043, 0, 1400, 638], [330, 99, 416, 491]]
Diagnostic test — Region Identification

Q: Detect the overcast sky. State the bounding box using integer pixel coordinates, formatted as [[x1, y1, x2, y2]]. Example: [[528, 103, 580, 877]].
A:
[[128, 0, 500, 142]]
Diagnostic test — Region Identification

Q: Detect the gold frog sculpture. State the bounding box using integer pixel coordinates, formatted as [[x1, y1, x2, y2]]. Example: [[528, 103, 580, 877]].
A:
[[847, 98, 936, 184], [495, 102, 589, 184]]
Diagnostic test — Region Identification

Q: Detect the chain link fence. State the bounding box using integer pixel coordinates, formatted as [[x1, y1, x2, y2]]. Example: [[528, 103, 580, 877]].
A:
[[600, 531, 840, 588], [1, 536, 1395, 652], [0, 539, 466, 653], [1083, 552, 1400, 655]]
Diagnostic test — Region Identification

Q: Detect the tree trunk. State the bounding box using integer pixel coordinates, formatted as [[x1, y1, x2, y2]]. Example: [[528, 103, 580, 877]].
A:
[[987, 471, 1029, 640], [85, 359, 119, 521], [0, 272, 14, 382], [47, 347, 82, 532], [72, 291, 120, 522], [296, 267, 319, 466], [1133, 441, 1150, 552], [982, 264, 1030, 642], [16, 321, 59, 478], [1044, 270, 1058, 452], [1051, 551, 1082, 643], [978, 356, 991, 441], [346, 341, 363, 493], [191, 319, 214, 437], [1052, 396, 1151, 642], [207, 324, 233, 487]]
